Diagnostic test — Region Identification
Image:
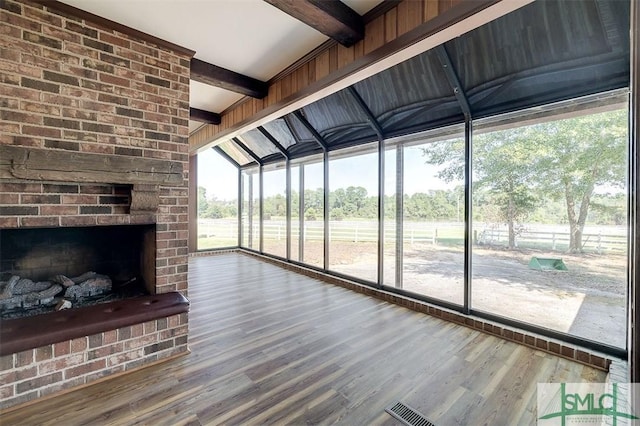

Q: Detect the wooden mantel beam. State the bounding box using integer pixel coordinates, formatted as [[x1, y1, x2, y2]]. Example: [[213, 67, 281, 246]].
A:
[[263, 0, 364, 47], [191, 58, 269, 99]]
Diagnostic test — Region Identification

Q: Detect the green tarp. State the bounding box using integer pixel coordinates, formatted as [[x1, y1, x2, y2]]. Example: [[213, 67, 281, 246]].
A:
[[528, 257, 568, 271]]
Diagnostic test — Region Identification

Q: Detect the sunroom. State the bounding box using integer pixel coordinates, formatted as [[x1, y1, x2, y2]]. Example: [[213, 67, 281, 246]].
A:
[[196, 0, 631, 357]]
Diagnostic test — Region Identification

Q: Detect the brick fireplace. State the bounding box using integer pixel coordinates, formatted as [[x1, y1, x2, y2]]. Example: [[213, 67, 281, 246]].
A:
[[0, 0, 190, 409]]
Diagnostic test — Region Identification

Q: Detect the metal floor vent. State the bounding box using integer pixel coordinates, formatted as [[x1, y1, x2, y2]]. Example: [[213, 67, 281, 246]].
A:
[[385, 401, 436, 426]]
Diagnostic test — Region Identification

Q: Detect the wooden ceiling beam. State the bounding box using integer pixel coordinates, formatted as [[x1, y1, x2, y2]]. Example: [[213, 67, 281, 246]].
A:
[[191, 58, 268, 99], [263, 0, 364, 47], [189, 108, 221, 125]]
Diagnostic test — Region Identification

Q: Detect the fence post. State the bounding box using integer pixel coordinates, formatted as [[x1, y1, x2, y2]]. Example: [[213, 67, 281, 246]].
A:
[[433, 228, 437, 245], [597, 231, 602, 254], [355, 222, 359, 243], [411, 229, 414, 246], [552, 233, 556, 250]]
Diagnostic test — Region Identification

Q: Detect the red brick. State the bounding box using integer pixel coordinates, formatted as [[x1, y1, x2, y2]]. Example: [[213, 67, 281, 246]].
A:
[[0, 217, 19, 227], [103, 330, 118, 345], [54, 341, 71, 357], [60, 216, 96, 226], [65, 359, 106, 379], [87, 343, 123, 360], [24, 6, 63, 27], [21, 125, 60, 138], [0, 385, 14, 400], [20, 216, 59, 227], [61, 194, 98, 204], [35, 345, 53, 362], [107, 349, 144, 367], [99, 32, 130, 49], [71, 338, 88, 353], [16, 372, 62, 394], [39, 353, 84, 375], [41, 93, 80, 107], [21, 101, 61, 115], [2, 11, 42, 32], [0, 193, 19, 203]]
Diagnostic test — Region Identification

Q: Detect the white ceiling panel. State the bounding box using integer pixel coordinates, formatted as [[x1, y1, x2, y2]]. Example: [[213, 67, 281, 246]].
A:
[[190, 81, 244, 113]]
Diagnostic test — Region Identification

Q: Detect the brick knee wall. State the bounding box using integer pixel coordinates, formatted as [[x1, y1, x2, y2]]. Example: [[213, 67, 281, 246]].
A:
[[0, 312, 189, 409]]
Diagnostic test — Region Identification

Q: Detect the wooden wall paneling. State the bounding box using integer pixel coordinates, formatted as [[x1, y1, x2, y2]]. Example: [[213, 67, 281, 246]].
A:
[[353, 39, 364, 60], [385, 8, 398, 43], [308, 59, 317, 86], [397, 1, 411, 36], [297, 62, 310, 92], [328, 45, 339, 74], [439, 0, 453, 15], [425, 0, 440, 21], [243, 100, 253, 120], [337, 44, 355, 69], [407, 0, 423, 29], [364, 14, 386, 54], [281, 74, 290, 99], [316, 50, 331, 80]]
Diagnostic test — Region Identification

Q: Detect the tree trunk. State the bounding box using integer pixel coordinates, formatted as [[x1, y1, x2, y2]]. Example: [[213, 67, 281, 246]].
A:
[[574, 180, 596, 252], [507, 194, 516, 249], [564, 179, 580, 252]]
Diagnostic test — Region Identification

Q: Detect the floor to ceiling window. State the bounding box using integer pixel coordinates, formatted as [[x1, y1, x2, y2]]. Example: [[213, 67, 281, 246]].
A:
[[402, 130, 465, 306], [241, 168, 260, 251], [301, 159, 324, 268], [262, 165, 287, 258], [197, 149, 238, 249], [383, 146, 398, 286], [328, 147, 378, 283], [290, 165, 300, 262], [470, 102, 629, 348]]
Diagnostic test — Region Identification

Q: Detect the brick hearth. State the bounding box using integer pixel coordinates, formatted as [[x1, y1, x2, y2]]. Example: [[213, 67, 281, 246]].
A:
[[0, 0, 190, 409]]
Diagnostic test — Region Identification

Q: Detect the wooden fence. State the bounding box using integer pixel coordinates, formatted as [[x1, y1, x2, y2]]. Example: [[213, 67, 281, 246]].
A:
[[198, 219, 627, 254]]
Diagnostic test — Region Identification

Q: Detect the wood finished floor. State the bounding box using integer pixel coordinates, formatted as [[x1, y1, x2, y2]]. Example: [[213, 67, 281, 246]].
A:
[[2, 253, 606, 425]]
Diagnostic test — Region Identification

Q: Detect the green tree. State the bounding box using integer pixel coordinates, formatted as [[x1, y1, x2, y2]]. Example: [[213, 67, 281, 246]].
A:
[[532, 110, 627, 251], [421, 109, 627, 252], [423, 137, 538, 248], [197, 186, 209, 216]]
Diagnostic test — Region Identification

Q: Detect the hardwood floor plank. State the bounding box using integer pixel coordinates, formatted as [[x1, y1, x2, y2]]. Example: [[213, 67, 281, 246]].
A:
[[1, 253, 609, 425]]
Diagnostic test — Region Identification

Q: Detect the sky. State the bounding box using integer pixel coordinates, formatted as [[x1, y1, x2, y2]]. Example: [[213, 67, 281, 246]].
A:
[[198, 146, 459, 201]]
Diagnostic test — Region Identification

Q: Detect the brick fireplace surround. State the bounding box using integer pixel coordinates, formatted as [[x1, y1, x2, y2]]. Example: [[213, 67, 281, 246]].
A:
[[0, 0, 190, 409]]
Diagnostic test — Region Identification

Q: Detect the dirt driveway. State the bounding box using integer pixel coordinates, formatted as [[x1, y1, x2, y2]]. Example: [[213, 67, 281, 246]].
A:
[[288, 240, 627, 349]]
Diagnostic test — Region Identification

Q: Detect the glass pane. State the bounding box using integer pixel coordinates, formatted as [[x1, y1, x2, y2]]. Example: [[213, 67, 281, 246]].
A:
[[263, 119, 296, 149], [290, 165, 300, 262], [237, 128, 280, 159], [218, 139, 254, 166], [262, 167, 287, 258], [383, 146, 397, 286], [471, 106, 628, 348], [240, 170, 251, 248], [302, 161, 324, 268], [251, 171, 261, 251], [403, 136, 465, 305], [328, 150, 378, 283], [197, 149, 238, 249]]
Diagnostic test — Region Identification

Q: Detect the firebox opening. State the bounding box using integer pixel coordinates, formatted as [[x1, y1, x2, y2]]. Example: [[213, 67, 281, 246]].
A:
[[0, 224, 156, 319]]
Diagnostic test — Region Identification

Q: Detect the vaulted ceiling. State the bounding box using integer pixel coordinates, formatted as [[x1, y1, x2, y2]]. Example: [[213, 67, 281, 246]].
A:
[[213, 0, 631, 168], [57, 0, 385, 134]]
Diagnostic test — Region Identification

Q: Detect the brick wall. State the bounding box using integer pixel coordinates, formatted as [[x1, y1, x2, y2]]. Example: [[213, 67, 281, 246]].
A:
[[0, 0, 190, 409], [0, 313, 188, 408]]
